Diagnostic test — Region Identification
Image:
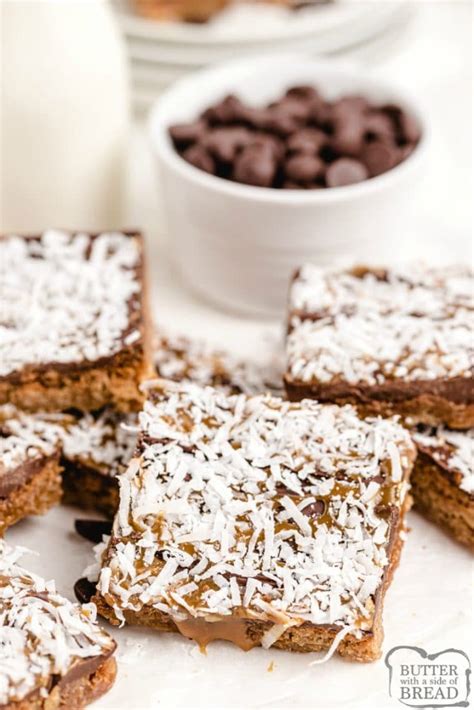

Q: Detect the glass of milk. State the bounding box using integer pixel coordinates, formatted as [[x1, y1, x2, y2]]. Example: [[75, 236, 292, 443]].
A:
[[1, 0, 129, 232]]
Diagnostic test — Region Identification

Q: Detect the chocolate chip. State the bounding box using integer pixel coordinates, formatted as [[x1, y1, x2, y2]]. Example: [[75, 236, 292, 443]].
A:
[[308, 98, 333, 130], [275, 97, 312, 122], [233, 144, 277, 187], [287, 128, 326, 155], [251, 133, 285, 162], [397, 143, 415, 163], [182, 144, 215, 173], [332, 95, 370, 117], [361, 141, 398, 177], [326, 158, 369, 187], [380, 104, 421, 146], [236, 105, 269, 130], [286, 85, 320, 102], [302, 500, 325, 517], [203, 126, 251, 163], [169, 120, 207, 148], [364, 112, 395, 142], [374, 504, 393, 519], [201, 94, 243, 124], [380, 103, 403, 125], [263, 109, 301, 137], [74, 577, 96, 604], [75, 518, 112, 543], [398, 111, 421, 144], [331, 114, 365, 156], [285, 154, 324, 183]]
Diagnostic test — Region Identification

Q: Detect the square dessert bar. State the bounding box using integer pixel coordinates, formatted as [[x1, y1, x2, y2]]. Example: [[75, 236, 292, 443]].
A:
[[411, 427, 473, 551], [0, 404, 136, 522], [285, 264, 473, 429], [62, 333, 281, 518], [0, 407, 63, 536], [0, 333, 280, 522], [153, 333, 283, 396], [0, 543, 116, 709], [93, 382, 415, 662], [0, 230, 152, 413], [60, 408, 137, 519]]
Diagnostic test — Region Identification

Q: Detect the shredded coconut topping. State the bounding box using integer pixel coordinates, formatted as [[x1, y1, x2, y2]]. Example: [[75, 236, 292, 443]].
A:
[[62, 333, 283, 475], [0, 405, 135, 480], [60, 410, 137, 477], [286, 264, 473, 385], [0, 406, 63, 474], [58, 333, 283, 475], [413, 427, 474, 495], [154, 333, 283, 396], [0, 333, 281, 483], [0, 230, 142, 377], [0, 542, 115, 706], [97, 383, 414, 642]]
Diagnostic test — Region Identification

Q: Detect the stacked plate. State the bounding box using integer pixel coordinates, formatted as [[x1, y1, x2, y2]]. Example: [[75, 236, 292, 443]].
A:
[[114, 0, 414, 111]]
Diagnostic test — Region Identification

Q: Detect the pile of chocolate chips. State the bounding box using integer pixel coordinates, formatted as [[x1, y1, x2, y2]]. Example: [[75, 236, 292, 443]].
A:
[[169, 86, 421, 189]]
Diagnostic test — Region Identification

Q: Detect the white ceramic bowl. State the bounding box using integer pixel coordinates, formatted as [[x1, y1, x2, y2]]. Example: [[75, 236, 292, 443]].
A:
[[149, 55, 429, 317]]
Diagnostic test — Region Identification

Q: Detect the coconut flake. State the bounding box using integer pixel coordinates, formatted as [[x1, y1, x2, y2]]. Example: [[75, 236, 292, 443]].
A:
[[0, 231, 142, 377], [287, 264, 473, 386], [0, 541, 115, 706]]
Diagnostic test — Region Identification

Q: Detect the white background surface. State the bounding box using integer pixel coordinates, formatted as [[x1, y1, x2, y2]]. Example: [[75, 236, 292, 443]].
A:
[[5, 3, 473, 709]]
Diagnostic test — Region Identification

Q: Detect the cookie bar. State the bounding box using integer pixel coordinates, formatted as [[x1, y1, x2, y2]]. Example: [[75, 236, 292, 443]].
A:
[[0, 407, 62, 536], [411, 427, 473, 551], [154, 333, 283, 396], [64, 334, 281, 517], [0, 542, 116, 709], [0, 230, 152, 413], [285, 264, 473, 428], [93, 382, 415, 662], [60, 409, 137, 519], [0, 404, 128, 521]]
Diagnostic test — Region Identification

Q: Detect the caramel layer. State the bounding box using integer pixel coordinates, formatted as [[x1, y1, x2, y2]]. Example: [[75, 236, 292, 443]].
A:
[[174, 616, 259, 652]]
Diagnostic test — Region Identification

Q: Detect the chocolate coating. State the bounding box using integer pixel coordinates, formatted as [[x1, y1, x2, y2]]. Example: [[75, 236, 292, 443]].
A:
[[74, 577, 97, 604], [75, 518, 113, 543], [302, 499, 325, 517]]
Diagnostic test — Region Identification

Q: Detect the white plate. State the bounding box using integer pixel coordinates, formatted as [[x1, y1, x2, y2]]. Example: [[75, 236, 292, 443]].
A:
[[124, 5, 408, 67], [116, 0, 407, 49]]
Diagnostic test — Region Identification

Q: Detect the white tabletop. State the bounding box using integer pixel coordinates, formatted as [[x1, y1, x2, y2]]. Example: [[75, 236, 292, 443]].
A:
[[6, 4, 473, 709]]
